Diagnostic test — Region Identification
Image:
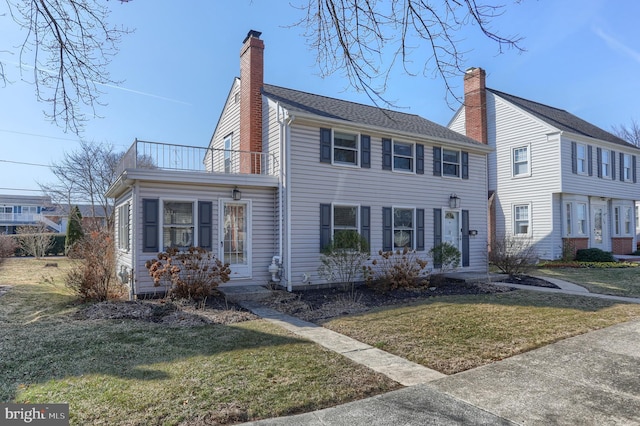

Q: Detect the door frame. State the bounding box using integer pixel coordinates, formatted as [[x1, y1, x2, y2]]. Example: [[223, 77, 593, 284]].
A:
[[219, 199, 252, 279], [442, 208, 462, 252], [590, 199, 610, 252]]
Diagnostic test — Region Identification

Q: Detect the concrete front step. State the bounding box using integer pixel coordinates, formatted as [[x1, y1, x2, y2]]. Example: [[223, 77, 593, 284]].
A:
[[219, 285, 273, 302]]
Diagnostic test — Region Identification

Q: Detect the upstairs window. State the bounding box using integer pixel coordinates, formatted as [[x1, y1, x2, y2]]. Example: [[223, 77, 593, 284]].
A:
[[224, 135, 232, 173], [601, 149, 610, 178], [393, 141, 414, 172], [623, 154, 631, 181], [333, 131, 359, 166], [576, 144, 587, 174], [442, 149, 461, 177], [513, 146, 529, 177]]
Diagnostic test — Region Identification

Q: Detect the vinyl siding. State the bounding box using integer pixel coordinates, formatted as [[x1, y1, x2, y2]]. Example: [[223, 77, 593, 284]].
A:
[[114, 190, 134, 292], [206, 79, 241, 171], [132, 182, 277, 295], [286, 123, 488, 286]]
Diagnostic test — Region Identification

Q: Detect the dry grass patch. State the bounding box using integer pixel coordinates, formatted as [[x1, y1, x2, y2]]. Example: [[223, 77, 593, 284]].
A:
[[321, 290, 640, 375], [536, 267, 640, 297]]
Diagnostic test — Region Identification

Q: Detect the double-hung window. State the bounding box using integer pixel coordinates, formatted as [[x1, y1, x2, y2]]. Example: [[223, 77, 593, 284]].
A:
[[614, 207, 621, 235], [163, 201, 194, 250], [601, 149, 610, 178], [565, 202, 572, 236], [577, 203, 587, 235], [333, 131, 359, 166], [442, 149, 460, 177], [393, 208, 414, 248], [393, 141, 414, 172], [117, 203, 130, 251], [224, 135, 232, 173], [513, 146, 529, 177], [333, 205, 358, 242], [513, 204, 530, 235], [576, 144, 587, 174], [623, 154, 632, 181], [626, 207, 633, 235]]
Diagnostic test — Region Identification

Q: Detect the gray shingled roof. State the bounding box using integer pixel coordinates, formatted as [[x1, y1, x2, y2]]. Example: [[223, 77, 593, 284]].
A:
[[262, 84, 485, 147], [488, 88, 637, 149]]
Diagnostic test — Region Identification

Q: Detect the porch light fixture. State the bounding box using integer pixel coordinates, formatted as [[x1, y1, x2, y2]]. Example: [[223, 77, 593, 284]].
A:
[[232, 187, 242, 201], [449, 194, 461, 209]]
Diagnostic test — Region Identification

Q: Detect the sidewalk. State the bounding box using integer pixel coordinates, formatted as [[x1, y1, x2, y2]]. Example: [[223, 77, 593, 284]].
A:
[[239, 277, 640, 425]]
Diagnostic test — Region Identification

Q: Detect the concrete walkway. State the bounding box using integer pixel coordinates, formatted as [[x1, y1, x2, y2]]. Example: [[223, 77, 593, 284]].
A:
[[239, 276, 640, 425]]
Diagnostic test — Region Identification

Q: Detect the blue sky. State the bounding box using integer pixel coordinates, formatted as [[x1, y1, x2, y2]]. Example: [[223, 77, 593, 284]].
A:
[[1, 0, 639, 196]]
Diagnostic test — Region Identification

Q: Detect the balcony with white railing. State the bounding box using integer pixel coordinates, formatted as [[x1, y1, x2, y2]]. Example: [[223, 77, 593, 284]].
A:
[[0, 213, 62, 232], [116, 140, 279, 177]]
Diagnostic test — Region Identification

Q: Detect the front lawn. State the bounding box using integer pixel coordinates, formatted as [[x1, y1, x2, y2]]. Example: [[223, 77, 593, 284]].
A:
[[536, 265, 640, 297]]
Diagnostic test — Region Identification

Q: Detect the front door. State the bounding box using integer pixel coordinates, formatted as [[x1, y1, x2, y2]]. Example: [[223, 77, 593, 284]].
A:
[[220, 201, 251, 278], [591, 202, 609, 251], [443, 210, 461, 251]]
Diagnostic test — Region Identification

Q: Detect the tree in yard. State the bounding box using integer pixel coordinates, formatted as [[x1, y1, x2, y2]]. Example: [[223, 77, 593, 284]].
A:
[[16, 223, 54, 259], [612, 119, 640, 146], [65, 205, 84, 255], [41, 140, 121, 232], [294, 0, 525, 108]]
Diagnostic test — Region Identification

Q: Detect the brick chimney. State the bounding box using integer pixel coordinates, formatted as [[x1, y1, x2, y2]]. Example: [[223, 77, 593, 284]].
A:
[[239, 30, 264, 174], [463, 67, 488, 144]]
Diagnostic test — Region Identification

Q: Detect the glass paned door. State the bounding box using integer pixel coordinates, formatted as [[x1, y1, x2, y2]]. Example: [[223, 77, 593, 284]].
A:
[[443, 210, 461, 250], [591, 202, 609, 251], [221, 202, 251, 278]]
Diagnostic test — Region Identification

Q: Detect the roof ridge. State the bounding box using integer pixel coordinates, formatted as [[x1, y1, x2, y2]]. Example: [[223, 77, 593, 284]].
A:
[[487, 87, 568, 113]]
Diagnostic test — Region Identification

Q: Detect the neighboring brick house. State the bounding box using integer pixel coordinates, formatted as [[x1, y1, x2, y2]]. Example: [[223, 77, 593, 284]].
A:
[[449, 68, 640, 258], [108, 30, 492, 297]]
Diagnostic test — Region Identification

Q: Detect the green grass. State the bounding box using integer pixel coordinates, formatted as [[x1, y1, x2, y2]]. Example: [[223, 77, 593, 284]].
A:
[[536, 266, 640, 297], [0, 258, 399, 425], [321, 290, 640, 375]]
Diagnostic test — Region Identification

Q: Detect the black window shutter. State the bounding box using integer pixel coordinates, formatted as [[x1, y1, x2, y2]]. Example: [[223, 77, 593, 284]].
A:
[[620, 152, 625, 181], [462, 151, 469, 179], [416, 209, 425, 251], [462, 210, 470, 267], [433, 208, 442, 268], [382, 138, 392, 170], [634, 155, 637, 183], [361, 135, 371, 168], [360, 206, 370, 252], [320, 128, 332, 163], [143, 198, 159, 252], [571, 142, 577, 174], [416, 144, 424, 174], [382, 207, 392, 251], [433, 147, 442, 176], [198, 201, 212, 250], [587, 145, 593, 176], [611, 151, 616, 180], [596, 147, 602, 178], [320, 204, 331, 251]]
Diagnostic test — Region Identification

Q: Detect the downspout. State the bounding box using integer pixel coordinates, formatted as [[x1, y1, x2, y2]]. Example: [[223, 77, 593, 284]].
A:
[[130, 181, 139, 300], [285, 114, 295, 291]]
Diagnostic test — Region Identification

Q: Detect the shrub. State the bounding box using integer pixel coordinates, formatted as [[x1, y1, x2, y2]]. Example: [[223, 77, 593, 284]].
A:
[[0, 235, 18, 264], [365, 247, 429, 293], [489, 234, 537, 277], [65, 230, 126, 302], [317, 230, 370, 294], [428, 242, 461, 273], [16, 224, 54, 258], [575, 248, 615, 262], [65, 205, 84, 256], [145, 247, 231, 302]]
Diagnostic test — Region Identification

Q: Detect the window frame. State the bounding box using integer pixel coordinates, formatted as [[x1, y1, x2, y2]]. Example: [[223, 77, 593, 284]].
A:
[[161, 199, 196, 251], [117, 203, 130, 252], [332, 130, 360, 167], [392, 140, 415, 173], [512, 145, 530, 177], [623, 154, 632, 181], [393, 207, 416, 249], [442, 148, 461, 178], [565, 202, 572, 236], [576, 143, 587, 174], [576, 203, 588, 236], [513, 204, 531, 236], [223, 134, 233, 173], [601, 149, 610, 178], [331, 204, 360, 240]]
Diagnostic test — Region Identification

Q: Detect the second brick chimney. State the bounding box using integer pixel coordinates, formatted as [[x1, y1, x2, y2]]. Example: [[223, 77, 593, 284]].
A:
[[239, 30, 264, 174], [463, 67, 488, 144]]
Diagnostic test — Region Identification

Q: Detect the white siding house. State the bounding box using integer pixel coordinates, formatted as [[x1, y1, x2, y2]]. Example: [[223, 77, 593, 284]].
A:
[[108, 31, 492, 297], [449, 67, 640, 259]]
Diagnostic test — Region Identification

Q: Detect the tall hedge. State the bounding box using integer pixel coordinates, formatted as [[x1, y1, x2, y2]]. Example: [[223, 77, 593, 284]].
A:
[[65, 205, 84, 254]]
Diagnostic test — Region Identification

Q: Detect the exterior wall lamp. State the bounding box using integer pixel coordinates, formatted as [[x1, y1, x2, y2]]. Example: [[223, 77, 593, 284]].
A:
[[232, 187, 242, 201], [449, 194, 461, 209]]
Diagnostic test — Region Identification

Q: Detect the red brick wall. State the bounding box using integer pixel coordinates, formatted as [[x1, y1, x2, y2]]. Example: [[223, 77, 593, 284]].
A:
[[239, 33, 264, 174], [463, 67, 488, 145], [612, 237, 633, 255], [562, 237, 589, 259]]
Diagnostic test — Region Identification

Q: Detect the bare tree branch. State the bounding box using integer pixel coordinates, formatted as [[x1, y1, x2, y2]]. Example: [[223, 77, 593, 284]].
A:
[[2, 0, 132, 134], [292, 0, 524, 109], [612, 119, 640, 147]]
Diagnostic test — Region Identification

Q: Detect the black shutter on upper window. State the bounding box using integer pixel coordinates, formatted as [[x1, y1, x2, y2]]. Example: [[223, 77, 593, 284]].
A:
[[320, 128, 332, 163], [462, 210, 470, 267], [416, 144, 424, 174], [596, 147, 602, 178], [382, 138, 392, 170], [143, 198, 159, 253], [462, 151, 469, 179], [633, 156, 637, 183], [361, 135, 371, 168], [571, 142, 577, 174], [416, 209, 425, 251], [433, 208, 442, 268], [433, 147, 442, 176], [611, 151, 616, 180], [320, 204, 331, 251], [382, 207, 392, 251], [587, 145, 593, 176], [360, 206, 370, 252], [198, 201, 212, 250], [620, 152, 625, 181]]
